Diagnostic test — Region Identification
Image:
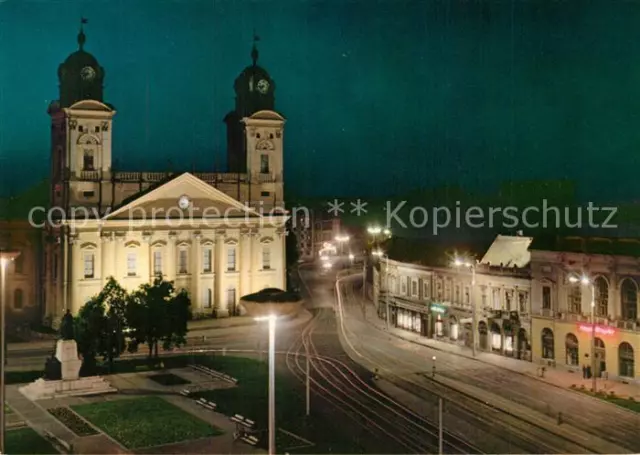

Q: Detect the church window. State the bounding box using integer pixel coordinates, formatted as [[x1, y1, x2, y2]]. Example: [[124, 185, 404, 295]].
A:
[[83, 150, 95, 170], [127, 252, 137, 276], [78, 125, 84, 133], [227, 247, 236, 271], [178, 249, 188, 274], [269, 133, 274, 139], [260, 154, 270, 173], [262, 247, 271, 270], [153, 250, 163, 275], [94, 126, 100, 133], [256, 133, 261, 139], [202, 248, 212, 273], [261, 191, 270, 197], [83, 252, 95, 278], [83, 191, 95, 198]]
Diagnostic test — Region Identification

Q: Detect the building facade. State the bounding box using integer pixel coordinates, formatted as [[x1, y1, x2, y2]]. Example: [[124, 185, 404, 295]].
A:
[[42, 23, 289, 324], [0, 221, 42, 326], [530, 241, 640, 381], [375, 253, 532, 360]]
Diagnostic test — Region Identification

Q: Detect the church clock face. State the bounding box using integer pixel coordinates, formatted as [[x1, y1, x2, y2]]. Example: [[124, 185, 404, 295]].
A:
[[80, 66, 96, 81], [257, 79, 269, 94], [178, 195, 191, 210]]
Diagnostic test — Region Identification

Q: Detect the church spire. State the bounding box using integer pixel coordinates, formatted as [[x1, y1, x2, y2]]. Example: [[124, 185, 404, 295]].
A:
[[251, 31, 260, 66], [78, 17, 88, 50]]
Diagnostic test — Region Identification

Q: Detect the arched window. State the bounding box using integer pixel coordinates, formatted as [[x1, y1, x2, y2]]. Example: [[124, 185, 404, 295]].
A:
[[619, 342, 635, 378], [565, 333, 579, 366], [594, 277, 608, 317], [621, 279, 638, 321], [14, 289, 24, 309], [541, 328, 554, 359]]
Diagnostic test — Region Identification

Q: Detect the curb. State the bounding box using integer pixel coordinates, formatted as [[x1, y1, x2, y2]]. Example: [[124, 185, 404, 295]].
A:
[[364, 311, 640, 416]]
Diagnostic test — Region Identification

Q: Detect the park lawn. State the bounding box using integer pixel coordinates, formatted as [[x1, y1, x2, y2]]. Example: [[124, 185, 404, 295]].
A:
[[572, 386, 640, 413], [72, 396, 221, 449], [5, 427, 58, 454], [193, 355, 365, 453]]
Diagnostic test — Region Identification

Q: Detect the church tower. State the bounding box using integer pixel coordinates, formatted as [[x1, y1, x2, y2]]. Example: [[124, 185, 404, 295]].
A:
[[48, 19, 116, 215], [224, 35, 277, 173], [224, 35, 284, 208]]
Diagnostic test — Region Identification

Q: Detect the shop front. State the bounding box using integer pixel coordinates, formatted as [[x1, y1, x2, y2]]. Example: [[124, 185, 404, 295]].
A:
[[531, 317, 640, 381], [392, 299, 430, 337]]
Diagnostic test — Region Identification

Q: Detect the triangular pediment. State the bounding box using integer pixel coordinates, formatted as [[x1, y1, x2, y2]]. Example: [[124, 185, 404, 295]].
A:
[[104, 172, 260, 222]]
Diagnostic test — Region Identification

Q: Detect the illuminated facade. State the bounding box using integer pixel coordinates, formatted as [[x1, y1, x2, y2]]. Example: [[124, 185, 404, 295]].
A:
[[530, 241, 640, 381], [376, 255, 532, 360], [42, 23, 288, 323]]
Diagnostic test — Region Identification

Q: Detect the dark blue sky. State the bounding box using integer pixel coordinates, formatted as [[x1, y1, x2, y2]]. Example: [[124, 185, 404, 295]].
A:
[[1, 0, 640, 201]]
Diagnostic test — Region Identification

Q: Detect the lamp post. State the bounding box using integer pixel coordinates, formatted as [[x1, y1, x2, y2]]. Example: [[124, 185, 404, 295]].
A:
[[0, 251, 19, 455], [348, 253, 354, 266], [432, 355, 437, 377], [569, 275, 597, 393], [453, 257, 477, 357], [373, 249, 390, 329], [255, 315, 278, 455]]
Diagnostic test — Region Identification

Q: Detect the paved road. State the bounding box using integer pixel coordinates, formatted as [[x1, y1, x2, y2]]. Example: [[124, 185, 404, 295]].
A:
[[335, 272, 640, 453]]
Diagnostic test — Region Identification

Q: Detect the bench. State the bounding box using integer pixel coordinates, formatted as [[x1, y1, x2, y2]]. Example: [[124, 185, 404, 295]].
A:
[[231, 414, 259, 445], [195, 397, 217, 411], [43, 430, 72, 453], [190, 364, 239, 385]]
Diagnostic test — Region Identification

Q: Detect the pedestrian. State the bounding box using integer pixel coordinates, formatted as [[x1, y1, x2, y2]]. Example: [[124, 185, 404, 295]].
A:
[[582, 365, 586, 379]]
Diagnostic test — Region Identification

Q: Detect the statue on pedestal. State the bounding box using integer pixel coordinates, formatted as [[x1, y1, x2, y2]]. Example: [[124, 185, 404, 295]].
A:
[[59, 309, 75, 341]]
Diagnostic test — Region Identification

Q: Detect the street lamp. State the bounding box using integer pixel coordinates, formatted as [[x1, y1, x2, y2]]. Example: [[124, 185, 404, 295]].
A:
[[569, 274, 597, 393], [254, 315, 278, 455], [0, 251, 19, 455], [348, 253, 355, 265], [452, 257, 477, 357], [367, 226, 382, 245], [432, 355, 437, 377], [373, 249, 391, 330]]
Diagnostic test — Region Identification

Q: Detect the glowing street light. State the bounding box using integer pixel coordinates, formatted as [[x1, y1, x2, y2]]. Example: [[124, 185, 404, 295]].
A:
[[452, 256, 477, 357], [0, 251, 19, 454], [254, 315, 278, 455], [569, 274, 597, 393]]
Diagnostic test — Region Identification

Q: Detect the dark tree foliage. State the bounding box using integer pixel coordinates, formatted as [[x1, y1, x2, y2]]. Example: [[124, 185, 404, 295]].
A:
[[74, 277, 128, 374], [126, 276, 191, 359]]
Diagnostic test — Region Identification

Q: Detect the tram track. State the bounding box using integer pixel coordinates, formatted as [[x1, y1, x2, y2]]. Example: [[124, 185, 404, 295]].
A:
[[335, 273, 617, 454], [283, 268, 484, 454]]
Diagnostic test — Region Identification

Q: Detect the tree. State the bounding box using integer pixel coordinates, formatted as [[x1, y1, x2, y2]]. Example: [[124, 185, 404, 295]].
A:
[[98, 277, 128, 372], [126, 276, 191, 359], [74, 297, 106, 375], [74, 277, 129, 374]]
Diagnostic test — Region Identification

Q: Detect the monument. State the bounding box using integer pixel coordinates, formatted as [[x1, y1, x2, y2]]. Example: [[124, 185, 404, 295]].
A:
[[19, 310, 117, 401]]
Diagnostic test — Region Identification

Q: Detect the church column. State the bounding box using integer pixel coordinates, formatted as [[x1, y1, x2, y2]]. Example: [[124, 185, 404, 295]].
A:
[[167, 232, 177, 281], [100, 232, 111, 285], [215, 230, 229, 317], [240, 229, 252, 297], [68, 234, 78, 314], [142, 233, 152, 283], [192, 232, 201, 310], [278, 227, 286, 290]]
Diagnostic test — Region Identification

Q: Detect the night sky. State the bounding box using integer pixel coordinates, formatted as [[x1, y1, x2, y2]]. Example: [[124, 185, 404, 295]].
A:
[[1, 0, 640, 202]]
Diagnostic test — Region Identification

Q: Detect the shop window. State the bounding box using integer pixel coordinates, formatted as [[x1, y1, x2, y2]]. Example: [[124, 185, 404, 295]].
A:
[[565, 333, 579, 366], [541, 328, 554, 359], [619, 342, 635, 378]]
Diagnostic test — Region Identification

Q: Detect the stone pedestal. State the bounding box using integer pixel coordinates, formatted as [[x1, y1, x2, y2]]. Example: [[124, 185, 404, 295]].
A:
[[19, 339, 116, 401], [55, 340, 82, 380]]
